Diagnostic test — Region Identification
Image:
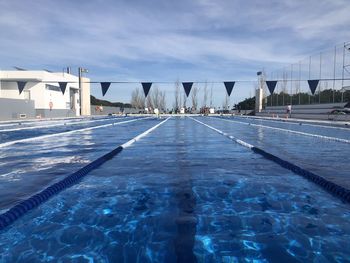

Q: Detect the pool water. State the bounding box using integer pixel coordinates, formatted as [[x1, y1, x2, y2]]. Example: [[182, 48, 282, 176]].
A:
[[0, 117, 349, 262]]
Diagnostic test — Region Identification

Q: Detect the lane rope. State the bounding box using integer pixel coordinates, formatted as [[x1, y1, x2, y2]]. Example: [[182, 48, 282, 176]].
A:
[[235, 116, 350, 131], [0, 117, 150, 149], [190, 117, 350, 203], [211, 116, 350, 144], [0, 116, 130, 133], [0, 117, 170, 231], [0, 116, 96, 127]]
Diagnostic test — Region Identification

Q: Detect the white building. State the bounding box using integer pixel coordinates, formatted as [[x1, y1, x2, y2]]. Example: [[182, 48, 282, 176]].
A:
[[0, 70, 90, 120]]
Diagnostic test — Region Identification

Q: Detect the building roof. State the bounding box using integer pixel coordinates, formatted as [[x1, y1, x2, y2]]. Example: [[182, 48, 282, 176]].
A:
[[0, 70, 85, 83]]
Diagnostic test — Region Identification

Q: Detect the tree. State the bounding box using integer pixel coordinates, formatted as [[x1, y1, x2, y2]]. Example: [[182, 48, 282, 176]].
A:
[[202, 81, 208, 107], [281, 71, 288, 105], [92, 95, 132, 108], [191, 85, 199, 111], [183, 88, 187, 108], [174, 80, 180, 112], [160, 91, 166, 111], [210, 84, 213, 107], [146, 90, 154, 111], [222, 93, 229, 110], [146, 86, 167, 112], [235, 97, 255, 110], [130, 87, 145, 109]]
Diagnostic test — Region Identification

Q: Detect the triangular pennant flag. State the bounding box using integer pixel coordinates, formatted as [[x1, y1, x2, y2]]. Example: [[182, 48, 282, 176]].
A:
[[182, 82, 193, 97], [17, 81, 27, 95], [266, 81, 278, 95], [58, 82, 68, 95], [142, 82, 152, 97], [224, 81, 235, 96], [307, 80, 319, 95], [101, 82, 111, 96]]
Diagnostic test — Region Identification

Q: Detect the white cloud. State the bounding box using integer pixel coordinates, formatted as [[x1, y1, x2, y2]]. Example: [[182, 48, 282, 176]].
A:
[[0, 0, 349, 103]]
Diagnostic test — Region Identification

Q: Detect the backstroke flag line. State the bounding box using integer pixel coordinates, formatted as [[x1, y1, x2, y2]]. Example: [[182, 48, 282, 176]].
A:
[[58, 82, 68, 95], [17, 81, 27, 95], [101, 82, 111, 96], [142, 82, 152, 97], [182, 82, 193, 97], [224, 82, 235, 96], [307, 80, 319, 95], [266, 81, 278, 95]]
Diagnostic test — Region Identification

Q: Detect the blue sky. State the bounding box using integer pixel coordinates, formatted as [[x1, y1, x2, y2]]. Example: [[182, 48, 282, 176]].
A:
[[0, 0, 349, 106]]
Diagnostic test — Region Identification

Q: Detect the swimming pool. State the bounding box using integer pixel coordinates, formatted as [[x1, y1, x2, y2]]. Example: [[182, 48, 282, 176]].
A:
[[0, 116, 349, 262]]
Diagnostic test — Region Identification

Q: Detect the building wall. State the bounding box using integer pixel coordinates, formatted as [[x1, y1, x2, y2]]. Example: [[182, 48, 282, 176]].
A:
[[81, 77, 91, 116], [35, 109, 77, 118], [90, 105, 139, 115], [0, 81, 36, 100], [0, 98, 36, 120], [0, 81, 76, 110], [0, 70, 89, 119]]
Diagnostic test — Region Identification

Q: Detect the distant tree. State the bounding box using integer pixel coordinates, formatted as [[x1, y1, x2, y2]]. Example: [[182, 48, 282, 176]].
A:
[[183, 87, 187, 108], [146, 86, 167, 112], [281, 71, 288, 105], [202, 81, 208, 107], [174, 80, 180, 112], [191, 85, 199, 111], [222, 93, 229, 110], [91, 95, 131, 108], [210, 84, 213, 107], [146, 93, 153, 109], [130, 87, 145, 109], [235, 97, 255, 110], [160, 90, 166, 111]]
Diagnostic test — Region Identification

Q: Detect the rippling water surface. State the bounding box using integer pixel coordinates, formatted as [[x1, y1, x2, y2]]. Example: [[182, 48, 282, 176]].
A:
[[0, 117, 349, 262]]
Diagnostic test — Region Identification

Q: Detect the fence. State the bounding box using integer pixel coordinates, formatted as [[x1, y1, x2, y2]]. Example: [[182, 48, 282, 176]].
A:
[[264, 42, 350, 106]]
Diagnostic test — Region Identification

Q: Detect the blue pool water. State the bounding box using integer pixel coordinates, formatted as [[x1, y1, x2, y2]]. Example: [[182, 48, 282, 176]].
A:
[[207, 116, 350, 189], [0, 116, 349, 262], [0, 117, 159, 210]]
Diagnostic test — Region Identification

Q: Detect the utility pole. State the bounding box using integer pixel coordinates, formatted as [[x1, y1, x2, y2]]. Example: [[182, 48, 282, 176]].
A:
[[319, 52, 322, 104], [333, 46, 336, 103], [309, 56, 311, 104], [298, 61, 301, 105], [78, 67, 88, 116], [290, 64, 293, 105]]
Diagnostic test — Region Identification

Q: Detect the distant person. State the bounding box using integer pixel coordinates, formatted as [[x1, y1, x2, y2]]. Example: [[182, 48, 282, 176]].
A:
[[154, 108, 159, 118], [286, 105, 292, 118]]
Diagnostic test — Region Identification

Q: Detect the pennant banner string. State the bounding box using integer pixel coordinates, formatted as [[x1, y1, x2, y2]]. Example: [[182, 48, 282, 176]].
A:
[[2, 78, 350, 85], [182, 82, 193, 97], [266, 81, 278, 95], [224, 81, 235, 96], [58, 82, 68, 95], [141, 82, 152, 97], [101, 82, 111, 96], [16, 81, 27, 95], [307, 80, 319, 95]]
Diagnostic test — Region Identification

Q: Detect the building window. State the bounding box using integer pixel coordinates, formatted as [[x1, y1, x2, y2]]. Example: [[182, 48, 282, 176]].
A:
[[45, 84, 61, 92]]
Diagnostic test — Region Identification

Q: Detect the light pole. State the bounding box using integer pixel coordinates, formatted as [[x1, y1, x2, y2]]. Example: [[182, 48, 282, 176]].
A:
[[78, 67, 88, 115], [256, 71, 264, 112]]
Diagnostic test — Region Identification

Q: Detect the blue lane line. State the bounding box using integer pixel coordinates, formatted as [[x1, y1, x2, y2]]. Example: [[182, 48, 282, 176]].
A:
[[0, 117, 169, 231], [251, 147, 350, 203], [0, 145, 123, 231], [190, 117, 350, 204]]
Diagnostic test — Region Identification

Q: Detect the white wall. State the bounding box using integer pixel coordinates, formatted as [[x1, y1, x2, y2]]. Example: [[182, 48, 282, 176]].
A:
[[0, 71, 87, 116], [80, 77, 91, 115]]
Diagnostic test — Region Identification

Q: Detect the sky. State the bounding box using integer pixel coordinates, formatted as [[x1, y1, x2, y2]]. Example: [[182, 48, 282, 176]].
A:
[[0, 0, 350, 107]]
